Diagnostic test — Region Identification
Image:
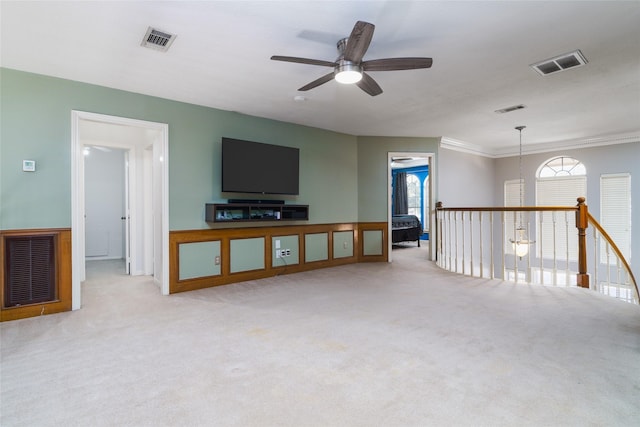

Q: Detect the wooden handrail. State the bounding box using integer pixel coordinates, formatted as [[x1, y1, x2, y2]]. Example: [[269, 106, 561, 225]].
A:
[[587, 212, 639, 301], [436, 205, 577, 213]]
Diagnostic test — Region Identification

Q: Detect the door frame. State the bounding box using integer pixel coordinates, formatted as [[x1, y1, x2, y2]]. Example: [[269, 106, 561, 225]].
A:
[[388, 152, 436, 262], [124, 149, 131, 274], [71, 111, 169, 309]]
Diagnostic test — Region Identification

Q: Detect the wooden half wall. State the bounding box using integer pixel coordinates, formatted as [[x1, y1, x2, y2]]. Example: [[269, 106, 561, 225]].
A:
[[170, 222, 387, 294]]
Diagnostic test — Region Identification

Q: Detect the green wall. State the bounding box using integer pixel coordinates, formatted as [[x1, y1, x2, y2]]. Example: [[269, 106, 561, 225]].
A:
[[356, 136, 439, 222], [0, 68, 358, 230]]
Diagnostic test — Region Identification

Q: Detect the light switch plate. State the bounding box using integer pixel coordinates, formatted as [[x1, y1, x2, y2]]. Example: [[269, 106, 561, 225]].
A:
[[23, 160, 36, 172]]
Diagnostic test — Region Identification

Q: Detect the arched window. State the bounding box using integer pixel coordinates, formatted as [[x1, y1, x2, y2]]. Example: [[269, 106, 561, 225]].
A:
[[407, 174, 421, 217], [538, 156, 586, 177], [536, 156, 587, 263]]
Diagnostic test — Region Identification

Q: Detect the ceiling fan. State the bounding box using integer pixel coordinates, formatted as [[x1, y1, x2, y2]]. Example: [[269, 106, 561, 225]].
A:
[[271, 21, 432, 96]]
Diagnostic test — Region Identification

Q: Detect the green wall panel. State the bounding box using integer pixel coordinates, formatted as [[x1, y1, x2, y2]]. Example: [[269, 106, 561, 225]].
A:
[[305, 233, 328, 263], [357, 136, 439, 222], [179, 241, 221, 280], [0, 68, 358, 231], [230, 237, 265, 273], [333, 230, 354, 258], [272, 235, 299, 267], [363, 230, 384, 256]]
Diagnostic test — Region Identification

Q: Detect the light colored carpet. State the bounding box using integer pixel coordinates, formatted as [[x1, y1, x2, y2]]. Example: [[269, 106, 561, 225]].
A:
[[1, 246, 639, 426]]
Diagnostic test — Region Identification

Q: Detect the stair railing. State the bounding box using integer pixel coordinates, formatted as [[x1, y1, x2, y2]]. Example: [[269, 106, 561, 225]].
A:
[[435, 197, 638, 304]]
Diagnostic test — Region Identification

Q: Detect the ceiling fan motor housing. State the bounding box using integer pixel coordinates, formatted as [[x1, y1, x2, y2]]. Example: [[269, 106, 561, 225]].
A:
[[336, 37, 349, 58], [335, 60, 363, 83]]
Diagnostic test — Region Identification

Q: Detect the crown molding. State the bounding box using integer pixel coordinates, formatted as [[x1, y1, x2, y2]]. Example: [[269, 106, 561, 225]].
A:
[[441, 132, 640, 158], [439, 137, 494, 157]]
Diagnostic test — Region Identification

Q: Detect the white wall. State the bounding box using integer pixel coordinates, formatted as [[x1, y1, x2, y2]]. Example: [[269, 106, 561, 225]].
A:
[[438, 147, 496, 206], [84, 147, 125, 259]]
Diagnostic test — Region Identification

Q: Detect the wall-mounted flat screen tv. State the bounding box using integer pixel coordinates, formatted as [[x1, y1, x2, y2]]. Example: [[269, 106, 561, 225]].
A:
[[221, 137, 300, 195]]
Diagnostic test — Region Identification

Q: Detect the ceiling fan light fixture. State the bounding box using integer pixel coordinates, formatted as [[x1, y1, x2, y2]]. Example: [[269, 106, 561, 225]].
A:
[[335, 62, 362, 84], [271, 20, 431, 95]]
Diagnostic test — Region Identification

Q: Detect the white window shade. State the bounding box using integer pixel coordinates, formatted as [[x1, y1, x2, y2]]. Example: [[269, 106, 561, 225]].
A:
[[600, 173, 631, 263], [536, 176, 586, 261]]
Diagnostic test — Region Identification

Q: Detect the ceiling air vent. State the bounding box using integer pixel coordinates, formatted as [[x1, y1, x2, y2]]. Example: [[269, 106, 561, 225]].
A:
[[495, 104, 526, 114], [531, 50, 587, 76], [141, 27, 176, 52]]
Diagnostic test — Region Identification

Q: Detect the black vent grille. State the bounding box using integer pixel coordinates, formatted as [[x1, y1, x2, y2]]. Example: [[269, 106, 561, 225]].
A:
[[4, 235, 56, 307], [495, 104, 527, 114], [146, 29, 172, 47]]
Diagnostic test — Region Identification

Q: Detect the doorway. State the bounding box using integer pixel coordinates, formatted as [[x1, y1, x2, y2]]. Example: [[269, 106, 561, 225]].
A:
[[84, 146, 127, 267], [71, 111, 169, 310], [388, 152, 436, 262]]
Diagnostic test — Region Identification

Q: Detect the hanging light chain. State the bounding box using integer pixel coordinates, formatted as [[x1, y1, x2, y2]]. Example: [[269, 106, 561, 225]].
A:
[[515, 126, 526, 227]]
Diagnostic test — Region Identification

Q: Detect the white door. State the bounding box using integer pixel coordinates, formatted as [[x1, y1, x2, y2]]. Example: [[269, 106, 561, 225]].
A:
[[84, 146, 125, 260]]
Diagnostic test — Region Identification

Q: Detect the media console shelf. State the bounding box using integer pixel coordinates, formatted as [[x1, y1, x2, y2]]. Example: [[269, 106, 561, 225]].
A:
[[205, 203, 309, 223]]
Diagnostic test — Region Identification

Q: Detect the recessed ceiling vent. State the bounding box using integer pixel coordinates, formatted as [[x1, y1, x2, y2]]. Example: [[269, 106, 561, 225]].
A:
[[141, 27, 176, 52], [531, 50, 587, 76], [495, 104, 526, 114]]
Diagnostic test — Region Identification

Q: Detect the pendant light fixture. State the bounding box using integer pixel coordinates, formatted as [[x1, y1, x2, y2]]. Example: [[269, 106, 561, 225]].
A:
[[510, 125, 535, 258]]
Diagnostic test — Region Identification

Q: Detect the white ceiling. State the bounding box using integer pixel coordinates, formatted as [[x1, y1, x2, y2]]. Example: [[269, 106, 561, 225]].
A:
[[2, 1, 639, 156]]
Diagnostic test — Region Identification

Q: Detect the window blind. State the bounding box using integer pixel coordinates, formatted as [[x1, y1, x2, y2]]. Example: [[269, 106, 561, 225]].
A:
[[600, 173, 631, 263], [536, 176, 586, 261]]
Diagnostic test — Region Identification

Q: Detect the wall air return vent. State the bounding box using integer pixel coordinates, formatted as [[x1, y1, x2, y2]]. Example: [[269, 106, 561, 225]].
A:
[[4, 235, 56, 307], [531, 50, 587, 76], [141, 27, 177, 52]]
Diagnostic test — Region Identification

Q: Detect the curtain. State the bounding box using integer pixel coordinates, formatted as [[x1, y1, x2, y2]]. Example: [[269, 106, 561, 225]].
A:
[[393, 172, 408, 215]]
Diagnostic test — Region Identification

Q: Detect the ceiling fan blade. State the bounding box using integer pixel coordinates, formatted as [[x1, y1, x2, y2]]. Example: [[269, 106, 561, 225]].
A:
[[356, 72, 383, 96], [362, 57, 433, 71], [343, 21, 375, 63], [298, 72, 335, 91], [270, 55, 336, 68]]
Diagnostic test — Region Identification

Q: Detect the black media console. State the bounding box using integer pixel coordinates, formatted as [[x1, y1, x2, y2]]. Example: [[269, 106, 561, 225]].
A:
[[205, 203, 309, 223]]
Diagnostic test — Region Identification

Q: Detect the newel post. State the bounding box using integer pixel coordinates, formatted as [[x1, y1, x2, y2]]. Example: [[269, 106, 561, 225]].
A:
[[576, 197, 590, 288], [435, 202, 443, 262]]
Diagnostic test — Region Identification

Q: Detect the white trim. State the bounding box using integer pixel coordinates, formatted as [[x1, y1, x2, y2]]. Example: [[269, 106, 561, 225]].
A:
[[71, 113, 85, 309], [440, 137, 492, 157], [440, 132, 640, 159], [71, 111, 170, 311]]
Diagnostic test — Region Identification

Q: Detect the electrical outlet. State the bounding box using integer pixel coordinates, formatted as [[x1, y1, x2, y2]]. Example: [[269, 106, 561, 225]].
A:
[[285, 249, 291, 256], [214, 255, 221, 265]]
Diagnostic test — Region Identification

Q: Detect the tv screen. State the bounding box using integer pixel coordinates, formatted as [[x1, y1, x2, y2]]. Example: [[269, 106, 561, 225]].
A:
[[221, 137, 300, 195]]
